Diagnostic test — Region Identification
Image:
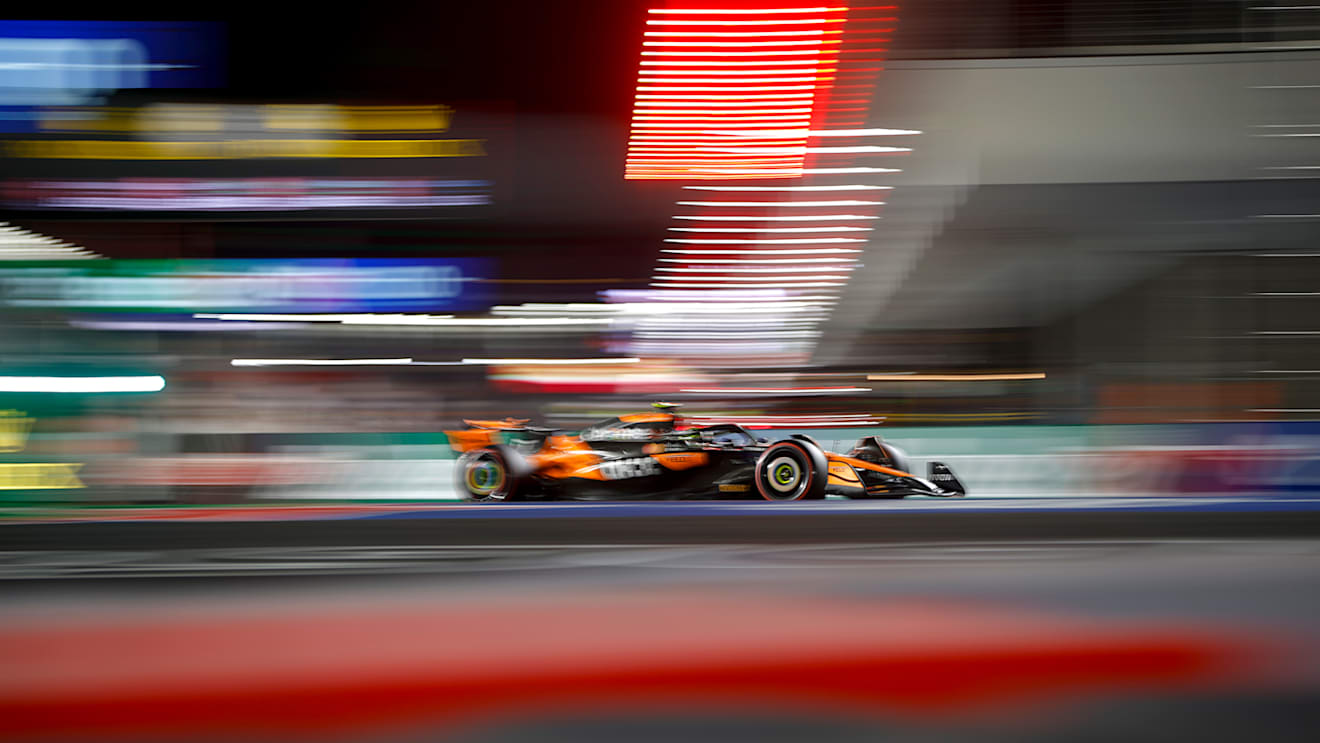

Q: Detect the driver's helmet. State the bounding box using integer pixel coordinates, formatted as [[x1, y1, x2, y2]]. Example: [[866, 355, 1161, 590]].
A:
[[652, 401, 684, 431]]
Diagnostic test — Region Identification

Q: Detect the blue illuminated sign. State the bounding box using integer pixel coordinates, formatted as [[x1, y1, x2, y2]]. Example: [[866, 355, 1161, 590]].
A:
[[0, 20, 223, 132]]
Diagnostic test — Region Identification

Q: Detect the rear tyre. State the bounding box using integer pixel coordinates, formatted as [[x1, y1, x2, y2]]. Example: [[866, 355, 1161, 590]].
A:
[[456, 447, 524, 502], [754, 441, 827, 501]]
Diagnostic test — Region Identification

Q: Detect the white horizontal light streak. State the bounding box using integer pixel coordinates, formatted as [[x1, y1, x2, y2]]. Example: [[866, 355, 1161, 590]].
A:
[[194, 313, 423, 323], [811, 145, 910, 153], [683, 185, 890, 191], [810, 128, 921, 136], [636, 102, 813, 109], [631, 137, 806, 143], [342, 315, 613, 326], [232, 358, 415, 367], [672, 216, 878, 224], [0, 376, 166, 393], [638, 319, 818, 329], [804, 167, 902, 174], [462, 357, 640, 365], [649, 7, 845, 14], [195, 313, 612, 327], [636, 93, 814, 100], [668, 226, 871, 232], [714, 128, 921, 138], [634, 107, 815, 114], [639, 66, 830, 75], [664, 237, 863, 244], [496, 299, 831, 312], [71, 319, 304, 332], [640, 59, 828, 66], [645, 30, 833, 37], [662, 248, 861, 255], [704, 167, 901, 175], [676, 200, 884, 207], [690, 414, 874, 419], [698, 146, 911, 154], [660, 257, 855, 263], [637, 85, 816, 92], [646, 19, 840, 26], [639, 331, 821, 339], [634, 115, 811, 122], [643, 40, 830, 47], [642, 50, 827, 57], [867, 373, 1047, 381], [640, 77, 827, 84], [681, 388, 869, 395], [652, 281, 845, 288], [657, 266, 854, 273], [655, 273, 849, 280]]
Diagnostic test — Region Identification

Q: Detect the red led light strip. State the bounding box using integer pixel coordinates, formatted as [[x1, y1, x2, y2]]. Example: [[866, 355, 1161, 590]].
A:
[[625, 5, 848, 180]]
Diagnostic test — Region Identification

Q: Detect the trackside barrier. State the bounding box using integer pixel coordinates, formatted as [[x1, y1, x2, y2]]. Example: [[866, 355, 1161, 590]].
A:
[[5, 424, 1320, 504]]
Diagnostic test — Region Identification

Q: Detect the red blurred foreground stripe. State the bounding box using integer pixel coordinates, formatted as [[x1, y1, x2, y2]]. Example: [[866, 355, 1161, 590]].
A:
[[0, 592, 1268, 740]]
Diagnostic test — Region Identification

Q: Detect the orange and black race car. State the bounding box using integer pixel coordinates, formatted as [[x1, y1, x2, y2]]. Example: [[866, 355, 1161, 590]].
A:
[[447, 404, 966, 502]]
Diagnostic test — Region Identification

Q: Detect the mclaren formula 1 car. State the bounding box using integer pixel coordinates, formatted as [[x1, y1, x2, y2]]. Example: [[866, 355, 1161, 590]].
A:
[[447, 404, 965, 502]]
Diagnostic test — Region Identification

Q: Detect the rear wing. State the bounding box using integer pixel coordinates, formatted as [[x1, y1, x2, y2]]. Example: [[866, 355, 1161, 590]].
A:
[[447, 419, 559, 454]]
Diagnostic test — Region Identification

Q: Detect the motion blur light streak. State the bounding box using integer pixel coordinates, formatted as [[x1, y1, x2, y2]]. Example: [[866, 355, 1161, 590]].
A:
[[660, 248, 862, 254], [0, 376, 164, 393], [675, 199, 885, 206], [657, 266, 856, 273], [196, 313, 613, 328], [668, 226, 872, 232], [663, 237, 865, 243], [801, 166, 901, 173], [649, 7, 849, 14], [652, 281, 847, 288], [231, 359, 415, 367], [680, 386, 868, 394], [682, 184, 891, 190], [660, 257, 859, 262], [672, 213, 878, 220], [867, 373, 1049, 382], [463, 358, 641, 366]]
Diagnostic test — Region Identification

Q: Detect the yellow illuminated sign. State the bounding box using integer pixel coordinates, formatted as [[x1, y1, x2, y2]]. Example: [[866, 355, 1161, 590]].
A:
[[0, 463, 84, 490], [40, 105, 455, 134], [0, 410, 35, 453], [7, 138, 487, 160], [0, 411, 84, 489]]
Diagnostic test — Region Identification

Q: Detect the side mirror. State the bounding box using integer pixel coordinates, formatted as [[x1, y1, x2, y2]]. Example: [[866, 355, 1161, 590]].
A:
[[757, 437, 770, 445]]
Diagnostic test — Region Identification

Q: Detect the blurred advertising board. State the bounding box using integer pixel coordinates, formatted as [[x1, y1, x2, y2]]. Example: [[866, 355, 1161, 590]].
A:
[[0, 258, 489, 313], [0, 102, 506, 219], [0, 21, 223, 132]]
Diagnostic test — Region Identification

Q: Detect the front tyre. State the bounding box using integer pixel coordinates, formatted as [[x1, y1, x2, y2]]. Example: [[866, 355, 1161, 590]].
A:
[[456, 447, 523, 502], [754, 441, 827, 501]]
